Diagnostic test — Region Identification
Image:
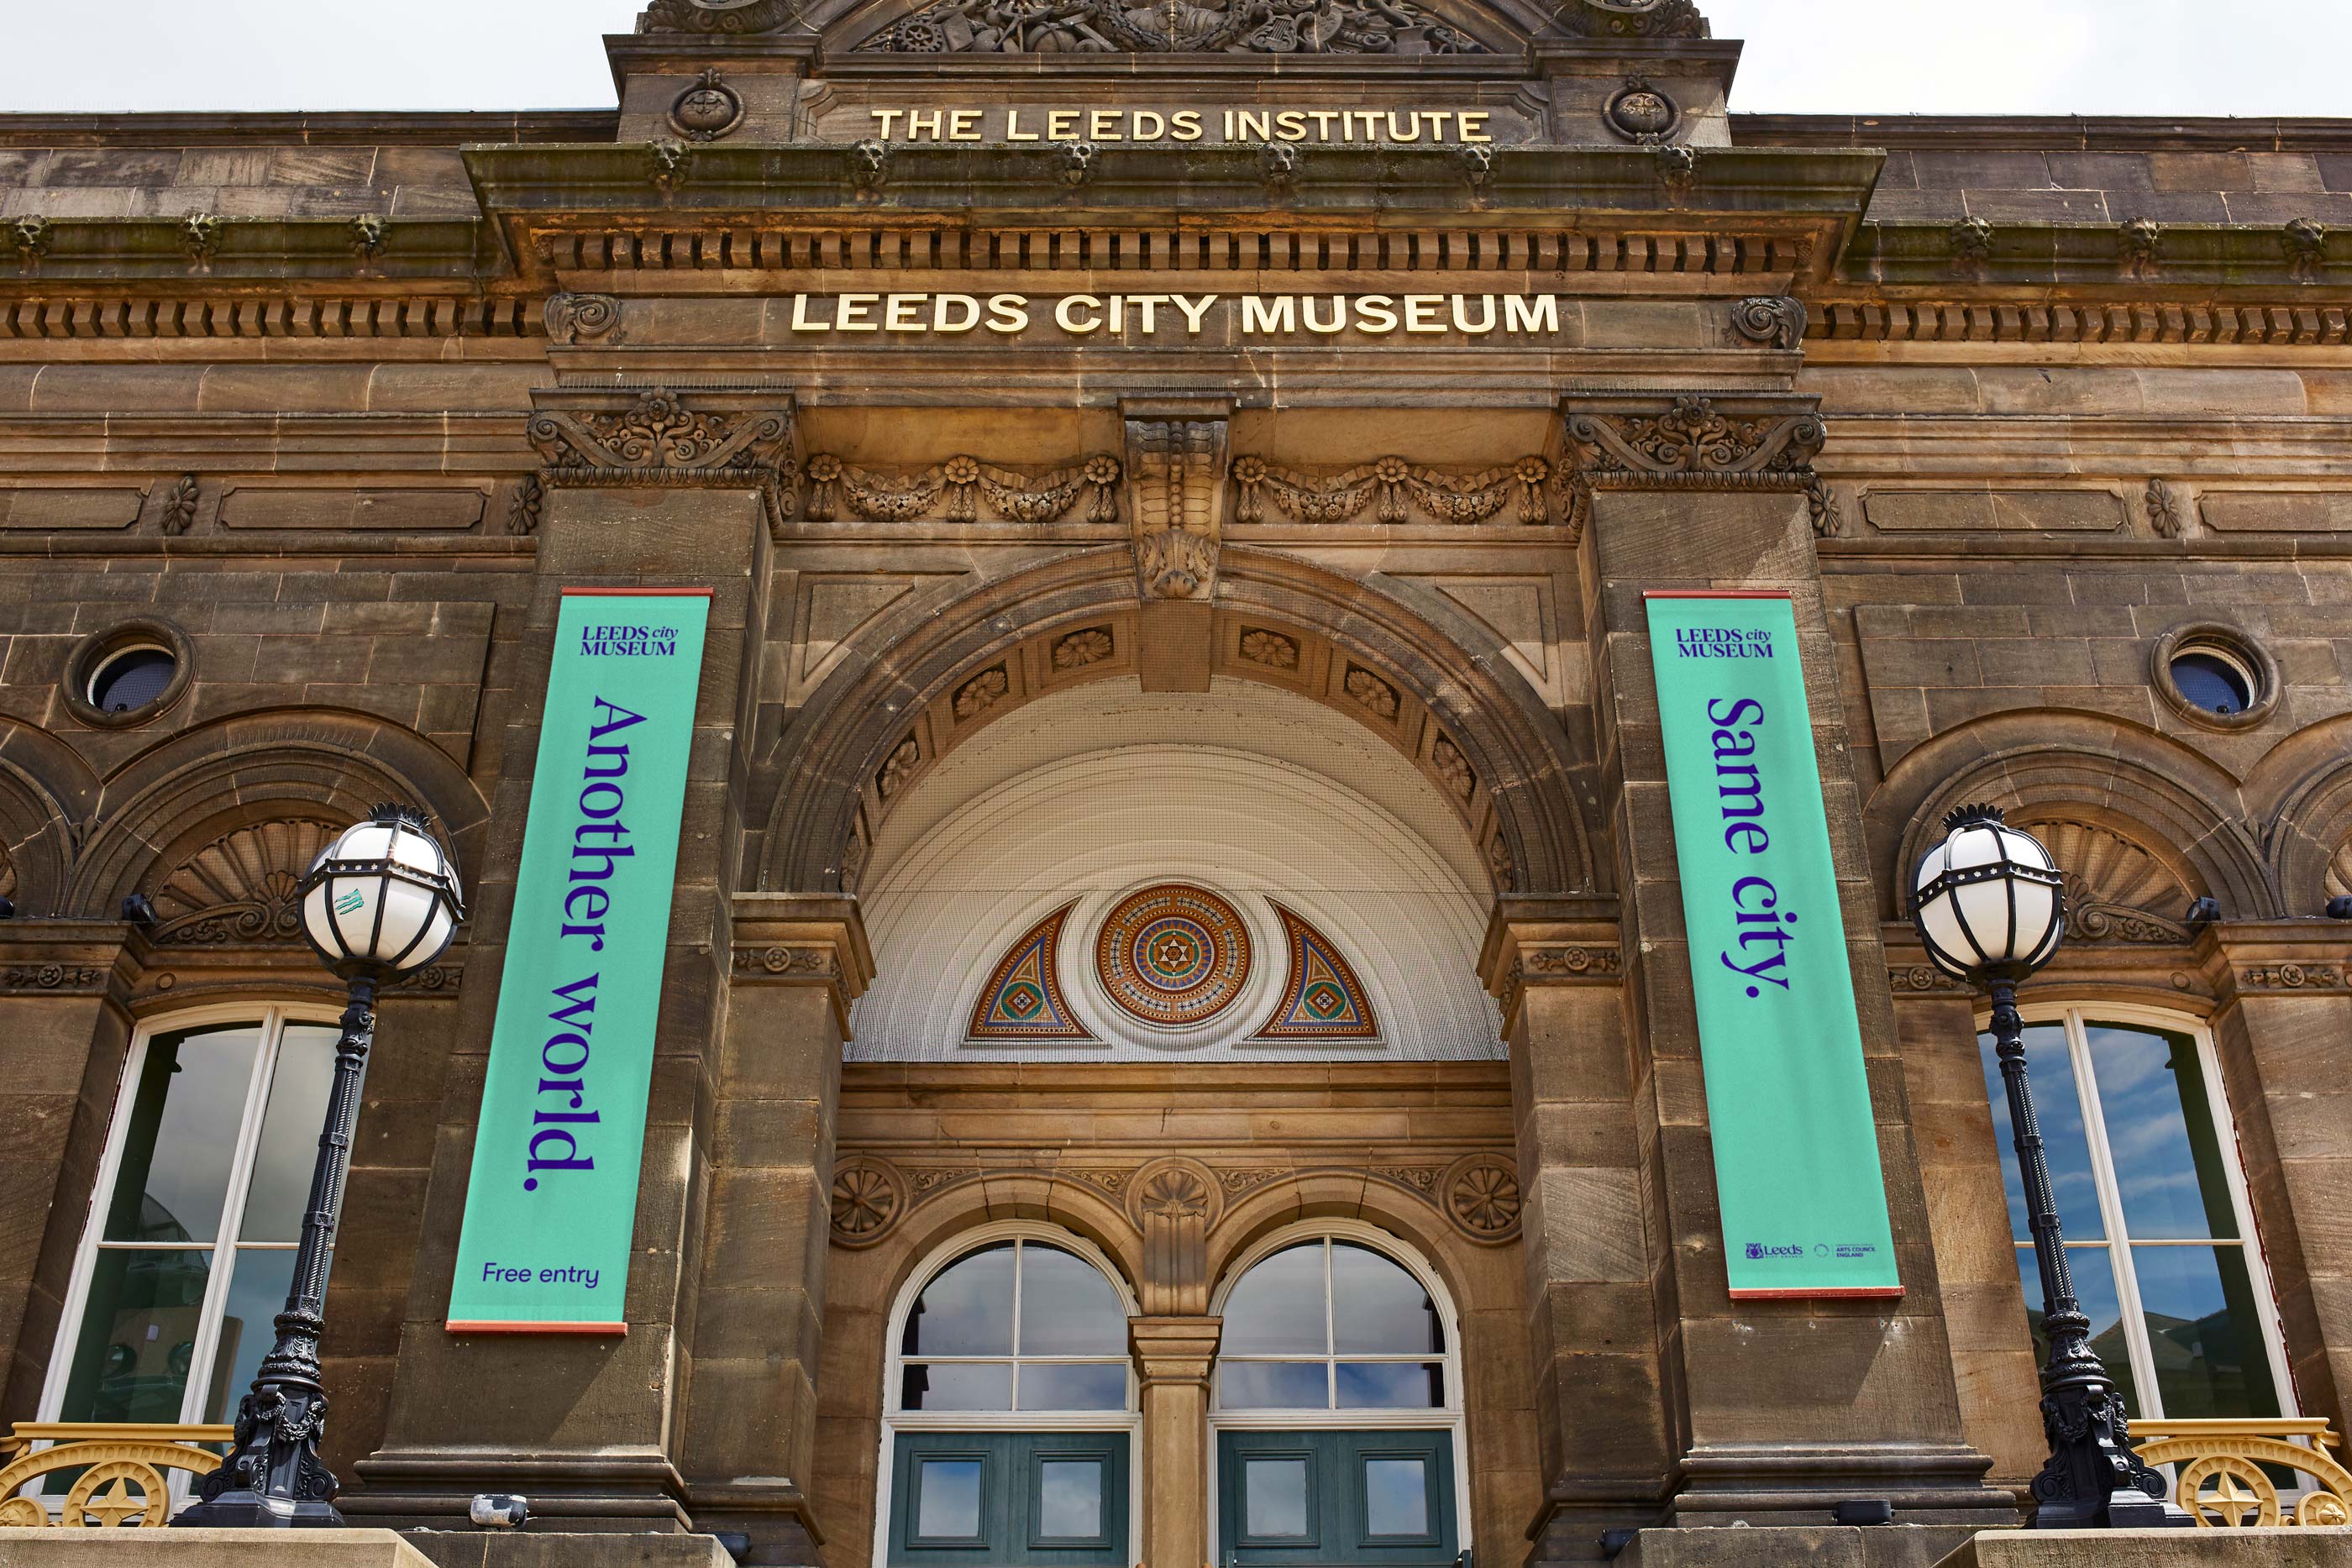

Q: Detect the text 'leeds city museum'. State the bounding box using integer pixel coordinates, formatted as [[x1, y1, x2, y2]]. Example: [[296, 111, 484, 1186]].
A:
[[3, 0, 2352, 1565]]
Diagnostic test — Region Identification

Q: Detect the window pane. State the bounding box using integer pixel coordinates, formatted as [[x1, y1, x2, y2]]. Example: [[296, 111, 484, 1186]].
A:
[[1220, 1243, 1326, 1355], [1019, 1361, 1128, 1412], [2016, 1245, 2139, 1419], [914, 1458, 984, 1539], [1019, 1244, 1127, 1356], [1336, 1361, 1446, 1408], [903, 1242, 1014, 1356], [1364, 1457, 1431, 1536], [1244, 1457, 1311, 1538], [1037, 1459, 1105, 1539], [2087, 1025, 2239, 1241], [1979, 1022, 2104, 1241], [2132, 1245, 2281, 1419], [57, 1249, 212, 1423], [202, 1248, 297, 1422], [899, 1361, 1013, 1411], [1220, 1361, 1328, 1408], [237, 1025, 339, 1243], [1331, 1243, 1442, 1355], [104, 1026, 262, 1243]]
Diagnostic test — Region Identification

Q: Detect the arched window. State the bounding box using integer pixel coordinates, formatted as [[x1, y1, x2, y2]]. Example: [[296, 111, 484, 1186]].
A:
[[1979, 1007, 2291, 1422], [879, 1227, 1137, 1568], [1210, 1226, 1467, 1567], [41, 1007, 340, 1434]]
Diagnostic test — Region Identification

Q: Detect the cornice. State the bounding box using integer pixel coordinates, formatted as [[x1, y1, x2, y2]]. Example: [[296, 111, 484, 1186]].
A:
[[1840, 220, 2347, 291], [0, 217, 488, 286], [0, 110, 619, 149], [1731, 113, 2352, 154]]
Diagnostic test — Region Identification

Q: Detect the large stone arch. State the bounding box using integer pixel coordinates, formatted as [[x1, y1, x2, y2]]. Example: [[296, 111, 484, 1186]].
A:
[[1866, 709, 2275, 924], [0, 716, 100, 915], [2244, 712, 2352, 910], [66, 707, 491, 921], [756, 544, 1596, 899]]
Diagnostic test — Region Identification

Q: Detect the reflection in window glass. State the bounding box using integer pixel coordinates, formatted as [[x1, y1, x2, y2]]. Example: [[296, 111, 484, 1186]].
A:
[[1019, 1362, 1128, 1412], [58, 1249, 212, 1424], [205, 1247, 297, 1423], [1985, 1012, 2282, 1423], [1363, 1457, 1430, 1536], [914, 1458, 984, 1539], [903, 1243, 1015, 1357], [237, 1026, 339, 1242], [1220, 1243, 1326, 1356], [104, 1027, 261, 1244], [900, 1361, 1013, 1412], [1336, 1362, 1445, 1409], [1244, 1458, 1311, 1538], [1331, 1242, 1442, 1355], [1021, 1245, 1128, 1356], [894, 1237, 1131, 1417], [1221, 1361, 1328, 1409], [1037, 1460, 1105, 1539]]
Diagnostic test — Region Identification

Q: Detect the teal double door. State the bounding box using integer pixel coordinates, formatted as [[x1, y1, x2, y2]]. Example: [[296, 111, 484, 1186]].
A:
[[887, 1431, 1130, 1568], [1218, 1429, 1460, 1567]]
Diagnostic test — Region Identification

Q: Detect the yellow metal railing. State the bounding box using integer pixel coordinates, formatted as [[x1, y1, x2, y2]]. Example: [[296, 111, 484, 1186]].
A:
[[2133, 1419, 2352, 1527], [0, 1422, 230, 1528]]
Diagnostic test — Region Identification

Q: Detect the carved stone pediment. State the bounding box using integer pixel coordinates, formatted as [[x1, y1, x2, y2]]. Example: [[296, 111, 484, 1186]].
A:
[[851, 0, 1491, 55], [1554, 395, 1826, 538], [151, 819, 337, 946], [638, 0, 800, 34], [2018, 820, 2195, 944]]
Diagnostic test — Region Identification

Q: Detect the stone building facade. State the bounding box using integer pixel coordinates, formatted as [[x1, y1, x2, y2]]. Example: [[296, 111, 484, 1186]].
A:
[[1, 1, 2350, 1564]]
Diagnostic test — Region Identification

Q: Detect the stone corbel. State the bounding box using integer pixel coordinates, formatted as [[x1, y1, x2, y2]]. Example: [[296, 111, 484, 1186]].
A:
[[1552, 392, 1827, 543], [727, 892, 875, 1035], [1122, 398, 1231, 692], [1478, 895, 1623, 1041], [527, 385, 798, 538]]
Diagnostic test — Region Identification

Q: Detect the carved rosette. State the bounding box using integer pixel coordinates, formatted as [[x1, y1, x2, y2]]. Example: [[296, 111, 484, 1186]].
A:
[[1441, 1152, 1523, 1244], [1556, 396, 1827, 540], [829, 1155, 909, 1247]]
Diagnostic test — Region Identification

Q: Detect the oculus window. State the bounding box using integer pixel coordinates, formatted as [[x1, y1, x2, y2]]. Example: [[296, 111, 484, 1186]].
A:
[[881, 1230, 1136, 1567], [1978, 1009, 2288, 1422]]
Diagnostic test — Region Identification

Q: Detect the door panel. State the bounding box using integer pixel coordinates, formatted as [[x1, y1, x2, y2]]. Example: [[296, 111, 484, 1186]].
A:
[[889, 1431, 1130, 1567], [1219, 1429, 1457, 1566]]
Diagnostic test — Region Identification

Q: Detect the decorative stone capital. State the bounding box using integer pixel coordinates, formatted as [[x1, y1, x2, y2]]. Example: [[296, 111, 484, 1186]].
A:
[[1128, 1316, 1222, 1387], [1478, 896, 1623, 1038], [728, 892, 875, 1034], [1553, 394, 1826, 541], [2202, 921, 2352, 1000], [1122, 400, 1231, 602], [527, 386, 798, 533]]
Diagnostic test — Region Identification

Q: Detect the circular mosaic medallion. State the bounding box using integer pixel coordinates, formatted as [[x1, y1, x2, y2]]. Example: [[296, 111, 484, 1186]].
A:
[[1095, 884, 1253, 1029]]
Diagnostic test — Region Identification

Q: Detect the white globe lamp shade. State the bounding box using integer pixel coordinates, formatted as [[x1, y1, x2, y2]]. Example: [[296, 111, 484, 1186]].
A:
[[1911, 804, 2066, 982], [299, 805, 465, 976]]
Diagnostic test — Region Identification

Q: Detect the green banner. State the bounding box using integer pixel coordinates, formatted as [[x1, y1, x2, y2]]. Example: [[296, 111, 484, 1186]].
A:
[[447, 590, 711, 1332], [1644, 593, 1902, 1300]]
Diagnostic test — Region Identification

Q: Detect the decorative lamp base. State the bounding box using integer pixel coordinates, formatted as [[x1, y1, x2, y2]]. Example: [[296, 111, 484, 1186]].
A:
[[170, 1488, 348, 1529]]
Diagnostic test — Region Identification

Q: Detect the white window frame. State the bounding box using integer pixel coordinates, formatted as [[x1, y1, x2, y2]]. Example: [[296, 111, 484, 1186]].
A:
[[34, 1004, 341, 1484], [874, 1220, 1143, 1568], [1984, 1002, 2296, 1423], [1205, 1219, 1471, 1566]]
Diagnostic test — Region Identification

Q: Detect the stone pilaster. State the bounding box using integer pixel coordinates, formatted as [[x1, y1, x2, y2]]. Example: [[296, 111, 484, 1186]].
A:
[[1566, 393, 2011, 1529], [1130, 1315, 1221, 1568], [354, 389, 790, 1532], [679, 895, 870, 1564], [1481, 899, 1677, 1553]]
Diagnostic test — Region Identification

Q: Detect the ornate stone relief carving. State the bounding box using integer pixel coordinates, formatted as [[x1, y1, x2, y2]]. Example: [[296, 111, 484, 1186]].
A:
[[638, 0, 798, 30], [2240, 962, 2346, 990], [875, 736, 921, 799], [2285, 218, 2328, 281], [1231, 454, 1552, 527], [1237, 628, 1299, 669], [1552, 0, 1707, 38], [1730, 296, 1806, 351], [1125, 414, 1227, 600], [1344, 668, 1399, 719], [2120, 218, 2163, 281], [1604, 76, 1679, 144], [2144, 479, 2187, 539], [953, 665, 1010, 720], [1441, 1152, 1522, 1243], [151, 819, 337, 945], [2017, 820, 2193, 943], [669, 68, 747, 142], [2328, 840, 2352, 899], [1888, 964, 1964, 994], [1052, 627, 1115, 669], [1556, 396, 1827, 539], [799, 453, 1121, 526], [506, 475, 543, 537], [853, 0, 1487, 54], [731, 944, 840, 978], [528, 389, 795, 490], [543, 292, 621, 344], [158, 475, 201, 537], [0, 963, 105, 994], [1431, 735, 1475, 800], [10, 215, 54, 262], [180, 214, 222, 268], [828, 1155, 908, 1247]]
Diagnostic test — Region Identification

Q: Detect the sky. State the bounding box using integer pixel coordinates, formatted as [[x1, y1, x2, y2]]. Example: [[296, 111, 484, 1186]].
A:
[[1, 0, 2346, 118]]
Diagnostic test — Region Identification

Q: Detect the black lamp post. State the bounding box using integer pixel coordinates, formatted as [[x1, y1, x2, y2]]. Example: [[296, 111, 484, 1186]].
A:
[[1911, 803, 2187, 1530], [176, 804, 462, 1528]]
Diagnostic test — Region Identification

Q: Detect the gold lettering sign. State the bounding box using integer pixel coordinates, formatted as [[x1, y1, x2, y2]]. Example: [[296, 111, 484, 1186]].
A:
[[786, 293, 1559, 338], [867, 108, 1494, 144]]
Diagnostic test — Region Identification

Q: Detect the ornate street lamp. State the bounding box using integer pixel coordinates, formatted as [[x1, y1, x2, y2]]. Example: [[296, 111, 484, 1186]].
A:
[[176, 804, 463, 1528], [1912, 804, 2187, 1529]]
